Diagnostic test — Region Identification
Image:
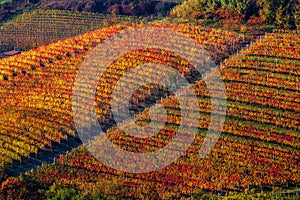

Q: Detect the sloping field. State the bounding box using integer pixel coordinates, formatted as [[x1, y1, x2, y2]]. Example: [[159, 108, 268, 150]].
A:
[[0, 21, 299, 197], [22, 29, 300, 198], [0, 9, 137, 53], [0, 22, 243, 180]]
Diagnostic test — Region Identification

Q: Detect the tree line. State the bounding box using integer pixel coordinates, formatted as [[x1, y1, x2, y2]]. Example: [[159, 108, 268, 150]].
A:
[[171, 0, 300, 29]]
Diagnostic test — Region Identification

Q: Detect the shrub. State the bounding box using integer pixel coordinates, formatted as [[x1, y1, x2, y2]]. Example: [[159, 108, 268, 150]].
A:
[[264, 25, 274, 32]]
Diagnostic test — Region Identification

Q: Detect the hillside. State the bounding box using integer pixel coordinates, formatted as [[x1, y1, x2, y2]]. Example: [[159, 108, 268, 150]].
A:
[[170, 0, 300, 29], [0, 20, 299, 199], [0, 9, 137, 53], [0, 23, 243, 172], [0, 21, 244, 190], [0, 0, 178, 23], [26, 29, 300, 199]]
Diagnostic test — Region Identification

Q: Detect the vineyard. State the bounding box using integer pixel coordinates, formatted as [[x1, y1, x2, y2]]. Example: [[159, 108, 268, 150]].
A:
[[0, 20, 299, 198], [0, 9, 138, 53], [0, 22, 242, 172], [29, 29, 300, 198]]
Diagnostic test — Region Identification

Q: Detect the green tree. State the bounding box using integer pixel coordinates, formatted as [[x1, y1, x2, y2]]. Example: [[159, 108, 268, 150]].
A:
[[258, 0, 298, 28], [42, 184, 81, 200]]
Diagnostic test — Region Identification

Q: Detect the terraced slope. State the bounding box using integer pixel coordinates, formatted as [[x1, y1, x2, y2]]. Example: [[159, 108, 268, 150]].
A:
[[0, 23, 243, 181], [0, 20, 298, 197], [24, 30, 300, 198]]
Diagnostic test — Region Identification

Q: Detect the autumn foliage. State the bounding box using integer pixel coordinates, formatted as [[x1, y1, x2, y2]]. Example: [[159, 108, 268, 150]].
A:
[[0, 22, 299, 198]]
